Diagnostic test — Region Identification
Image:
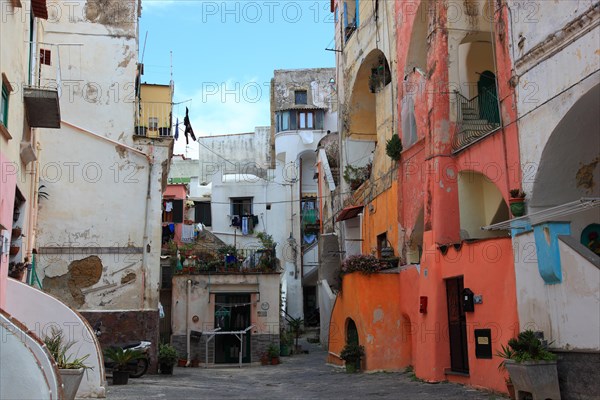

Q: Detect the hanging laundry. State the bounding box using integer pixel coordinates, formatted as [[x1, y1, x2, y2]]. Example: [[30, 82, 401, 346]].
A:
[[183, 107, 197, 144], [174, 118, 179, 140], [241, 216, 249, 235], [165, 201, 173, 212]]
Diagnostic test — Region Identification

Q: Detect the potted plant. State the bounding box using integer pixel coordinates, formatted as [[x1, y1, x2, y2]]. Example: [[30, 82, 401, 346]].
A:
[[343, 163, 372, 190], [104, 347, 144, 385], [509, 189, 526, 217], [158, 343, 178, 375], [260, 352, 270, 366], [496, 345, 516, 399], [43, 328, 91, 400], [267, 343, 280, 365], [287, 317, 304, 354], [341, 254, 386, 275], [280, 331, 292, 357], [11, 226, 22, 238], [340, 343, 365, 373], [385, 134, 403, 161], [9, 245, 20, 256], [497, 330, 560, 400], [8, 262, 26, 280]]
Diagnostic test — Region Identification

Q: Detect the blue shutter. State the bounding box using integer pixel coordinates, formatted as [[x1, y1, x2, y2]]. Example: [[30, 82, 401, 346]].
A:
[[343, 2, 348, 28], [355, 0, 359, 27]]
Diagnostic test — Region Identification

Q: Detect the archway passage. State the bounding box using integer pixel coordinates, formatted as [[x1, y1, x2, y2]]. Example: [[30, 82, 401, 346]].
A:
[[347, 49, 391, 139], [346, 318, 359, 345], [531, 84, 600, 209]]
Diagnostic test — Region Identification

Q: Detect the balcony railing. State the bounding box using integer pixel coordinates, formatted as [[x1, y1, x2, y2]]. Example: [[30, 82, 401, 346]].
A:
[[134, 100, 173, 138], [23, 42, 75, 128], [452, 89, 501, 151]]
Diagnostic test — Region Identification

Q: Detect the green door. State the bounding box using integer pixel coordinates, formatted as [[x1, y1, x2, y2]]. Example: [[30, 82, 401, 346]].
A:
[[477, 70, 500, 124], [214, 294, 251, 363]]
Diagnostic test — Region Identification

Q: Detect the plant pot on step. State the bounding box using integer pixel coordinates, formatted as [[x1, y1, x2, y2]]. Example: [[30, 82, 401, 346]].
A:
[[160, 363, 174, 375], [504, 360, 561, 400], [112, 370, 129, 385], [270, 357, 280, 365], [59, 368, 85, 400], [178, 358, 187, 367], [506, 381, 516, 400]]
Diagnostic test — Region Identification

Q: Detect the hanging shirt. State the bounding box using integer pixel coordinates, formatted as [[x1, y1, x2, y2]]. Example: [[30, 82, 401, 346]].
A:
[[165, 201, 173, 212]]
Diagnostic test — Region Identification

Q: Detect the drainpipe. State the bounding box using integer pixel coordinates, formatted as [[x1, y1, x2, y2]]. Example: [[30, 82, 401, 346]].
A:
[[26, 130, 41, 261], [186, 279, 192, 367]]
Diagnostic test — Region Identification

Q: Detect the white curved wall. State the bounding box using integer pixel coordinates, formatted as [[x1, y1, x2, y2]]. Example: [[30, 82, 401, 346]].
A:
[[0, 312, 60, 400], [5, 279, 106, 398]]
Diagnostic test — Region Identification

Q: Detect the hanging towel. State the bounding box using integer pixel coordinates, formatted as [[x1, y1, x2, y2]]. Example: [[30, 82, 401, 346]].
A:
[[299, 130, 314, 144], [241, 217, 249, 235]]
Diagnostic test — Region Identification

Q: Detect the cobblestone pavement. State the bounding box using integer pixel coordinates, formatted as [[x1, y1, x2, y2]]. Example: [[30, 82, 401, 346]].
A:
[[103, 339, 506, 400]]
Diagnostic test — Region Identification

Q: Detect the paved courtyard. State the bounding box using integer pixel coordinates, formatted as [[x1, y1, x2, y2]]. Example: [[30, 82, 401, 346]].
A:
[[104, 339, 506, 400]]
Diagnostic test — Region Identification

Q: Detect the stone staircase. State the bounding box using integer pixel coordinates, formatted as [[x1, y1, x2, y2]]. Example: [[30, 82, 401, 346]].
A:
[[452, 93, 501, 151]]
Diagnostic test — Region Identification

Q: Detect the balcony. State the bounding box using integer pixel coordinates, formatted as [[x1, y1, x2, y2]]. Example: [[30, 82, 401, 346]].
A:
[[452, 88, 501, 152], [134, 100, 173, 138], [23, 43, 65, 128]]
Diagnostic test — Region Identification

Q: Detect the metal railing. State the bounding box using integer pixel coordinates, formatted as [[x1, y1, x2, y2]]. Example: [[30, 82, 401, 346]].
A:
[[134, 100, 173, 137], [452, 88, 501, 151]]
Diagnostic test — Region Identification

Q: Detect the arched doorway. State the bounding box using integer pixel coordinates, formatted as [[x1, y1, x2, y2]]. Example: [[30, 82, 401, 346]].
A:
[[346, 318, 359, 345], [477, 70, 499, 123]]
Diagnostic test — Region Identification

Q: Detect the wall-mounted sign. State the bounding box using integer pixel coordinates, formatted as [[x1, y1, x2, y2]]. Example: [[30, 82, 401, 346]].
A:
[[257, 311, 267, 317]]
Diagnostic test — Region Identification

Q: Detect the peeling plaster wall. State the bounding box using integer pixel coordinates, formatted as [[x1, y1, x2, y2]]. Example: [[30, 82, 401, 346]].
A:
[[508, 1, 600, 199], [35, 1, 169, 316], [513, 232, 600, 350]]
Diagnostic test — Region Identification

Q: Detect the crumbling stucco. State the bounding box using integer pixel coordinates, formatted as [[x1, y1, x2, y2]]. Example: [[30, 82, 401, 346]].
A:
[[43, 256, 103, 307], [576, 157, 598, 193]]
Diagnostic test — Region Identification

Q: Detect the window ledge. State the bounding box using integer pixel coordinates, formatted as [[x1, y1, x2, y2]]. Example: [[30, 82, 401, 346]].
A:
[[0, 123, 12, 141]]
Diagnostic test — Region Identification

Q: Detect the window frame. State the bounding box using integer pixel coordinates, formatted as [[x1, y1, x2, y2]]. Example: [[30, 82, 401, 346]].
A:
[[298, 111, 315, 130], [230, 197, 253, 216], [148, 117, 159, 130], [295, 90, 307, 105]]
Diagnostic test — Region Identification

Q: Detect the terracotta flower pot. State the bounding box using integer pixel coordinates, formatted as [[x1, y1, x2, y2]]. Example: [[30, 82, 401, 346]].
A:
[[9, 246, 20, 256]]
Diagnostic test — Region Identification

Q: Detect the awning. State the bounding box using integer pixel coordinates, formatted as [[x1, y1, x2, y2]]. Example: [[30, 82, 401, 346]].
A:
[[336, 205, 364, 222], [32, 0, 48, 19]]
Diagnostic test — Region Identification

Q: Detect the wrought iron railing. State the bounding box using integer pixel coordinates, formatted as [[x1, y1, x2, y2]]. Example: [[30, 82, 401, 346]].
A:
[[134, 100, 173, 137], [452, 88, 501, 151]]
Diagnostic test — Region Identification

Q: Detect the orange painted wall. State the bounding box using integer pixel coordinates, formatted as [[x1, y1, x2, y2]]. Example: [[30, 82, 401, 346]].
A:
[[361, 181, 399, 256], [329, 232, 518, 393], [328, 268, 420, 371]]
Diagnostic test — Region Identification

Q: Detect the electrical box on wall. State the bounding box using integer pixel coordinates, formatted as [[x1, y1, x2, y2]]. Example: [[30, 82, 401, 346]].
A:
[[462, 288, 474, 312]]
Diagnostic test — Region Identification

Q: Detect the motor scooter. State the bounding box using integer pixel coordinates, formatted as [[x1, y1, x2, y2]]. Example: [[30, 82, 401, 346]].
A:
[[94, 322, 151, 378]]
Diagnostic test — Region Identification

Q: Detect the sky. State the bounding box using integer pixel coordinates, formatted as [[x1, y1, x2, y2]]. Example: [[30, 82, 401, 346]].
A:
[[139, 0, 336, 158]]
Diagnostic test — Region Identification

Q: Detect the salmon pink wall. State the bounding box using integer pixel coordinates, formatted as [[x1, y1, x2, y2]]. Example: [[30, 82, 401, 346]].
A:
[[164, 184, 187, 244], [0, 151, 17, 308], [416, 232, 519, 392]]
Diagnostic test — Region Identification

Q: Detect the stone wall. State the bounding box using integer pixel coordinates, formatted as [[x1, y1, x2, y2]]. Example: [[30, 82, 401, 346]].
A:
[[82, 310, 159, 373], [172, 333, 279, 364], [555, 350, 600, 400]]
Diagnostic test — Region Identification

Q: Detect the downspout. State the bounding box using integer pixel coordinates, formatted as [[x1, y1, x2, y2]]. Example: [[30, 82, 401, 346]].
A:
[[186, 279, 192, 367], [26, 130, 41, 260]]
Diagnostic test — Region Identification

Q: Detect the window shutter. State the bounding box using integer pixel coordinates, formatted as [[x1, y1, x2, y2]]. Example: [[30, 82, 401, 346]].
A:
[[172, 200, 184, 223], [316, 110, 324, 130], [195, 202, 212, 227], [355, 0, 359, 27], [343, 2, 348, 28], [290, 111, 297, 130], [32, 0, 48, 19]]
